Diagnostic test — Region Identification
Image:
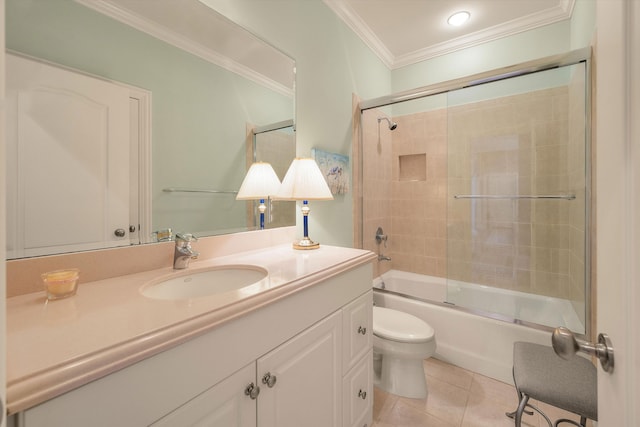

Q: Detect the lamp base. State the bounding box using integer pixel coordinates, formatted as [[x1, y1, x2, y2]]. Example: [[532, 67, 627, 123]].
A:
[[293, 236, 320, 250]]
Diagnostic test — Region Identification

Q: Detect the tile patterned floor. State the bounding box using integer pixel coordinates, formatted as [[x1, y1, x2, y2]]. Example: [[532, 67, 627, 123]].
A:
[[372, 358, 593, 427]]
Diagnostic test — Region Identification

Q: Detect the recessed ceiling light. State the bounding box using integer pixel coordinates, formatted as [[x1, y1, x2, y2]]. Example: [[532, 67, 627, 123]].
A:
[[447, 11, 471, 27]]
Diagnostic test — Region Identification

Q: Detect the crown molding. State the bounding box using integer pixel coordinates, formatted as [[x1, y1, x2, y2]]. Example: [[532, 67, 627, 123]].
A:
[[74, 0, 293, 98], [322, 0, 395, 69], [393, 0, 575, 68], [325, 0, 575, 70]]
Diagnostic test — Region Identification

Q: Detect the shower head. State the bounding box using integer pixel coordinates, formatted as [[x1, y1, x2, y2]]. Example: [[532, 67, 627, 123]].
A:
[[378, 116, 397, 130]]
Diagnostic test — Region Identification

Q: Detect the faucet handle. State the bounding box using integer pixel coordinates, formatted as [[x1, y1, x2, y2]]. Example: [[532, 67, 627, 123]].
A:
[[375, 227, 388, 247], [175, 232, 198, 243]]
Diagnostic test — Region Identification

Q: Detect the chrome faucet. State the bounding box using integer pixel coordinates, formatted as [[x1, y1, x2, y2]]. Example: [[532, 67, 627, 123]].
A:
[[375, 227, 388, 246], [375, 226, 391, 262], [173, 233, 199, 269]]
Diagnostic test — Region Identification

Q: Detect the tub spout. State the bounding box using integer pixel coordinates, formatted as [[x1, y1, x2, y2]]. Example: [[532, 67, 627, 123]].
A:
[[378, 254, 392, 262]]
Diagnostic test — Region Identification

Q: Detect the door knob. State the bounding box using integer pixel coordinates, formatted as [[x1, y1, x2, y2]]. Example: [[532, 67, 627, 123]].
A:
[[552, 326, 614, 373], [114, 228, 126, 237]]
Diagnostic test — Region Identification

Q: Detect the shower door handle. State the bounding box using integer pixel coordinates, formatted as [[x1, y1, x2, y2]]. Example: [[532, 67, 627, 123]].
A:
[[552, 327, 614, 373]]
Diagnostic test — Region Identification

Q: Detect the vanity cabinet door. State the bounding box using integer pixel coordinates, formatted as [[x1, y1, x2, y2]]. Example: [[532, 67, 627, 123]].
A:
[[342, 350, 373, 427], [342, 291, 373, 374], [257, 311, 342, 427], [151, 362, 256, 427]]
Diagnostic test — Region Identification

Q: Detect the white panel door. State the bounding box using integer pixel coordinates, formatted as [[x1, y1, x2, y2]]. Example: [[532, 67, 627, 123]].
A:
[[6, 53, 130, 257], [595, 1, 640, 426], [257, 311, 342, 427], [1, 2, 7, 426]]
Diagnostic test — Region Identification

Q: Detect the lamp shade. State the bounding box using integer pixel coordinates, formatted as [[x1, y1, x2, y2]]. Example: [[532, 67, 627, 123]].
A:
[[276, 158, 333, 201], [236, 162, 281, 200]]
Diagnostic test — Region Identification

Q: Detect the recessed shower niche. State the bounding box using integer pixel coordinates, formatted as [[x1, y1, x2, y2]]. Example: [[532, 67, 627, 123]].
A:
[[398, 154, 427, 181]]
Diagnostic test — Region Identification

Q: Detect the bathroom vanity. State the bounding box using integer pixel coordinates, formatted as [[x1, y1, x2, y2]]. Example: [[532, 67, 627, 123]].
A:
[[7, 244, 375, 427]]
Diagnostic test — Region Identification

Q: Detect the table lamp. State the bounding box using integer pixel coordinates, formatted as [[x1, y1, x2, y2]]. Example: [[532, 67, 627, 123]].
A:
[[236, 162, 281, 229], [277, 158, 333, 249]]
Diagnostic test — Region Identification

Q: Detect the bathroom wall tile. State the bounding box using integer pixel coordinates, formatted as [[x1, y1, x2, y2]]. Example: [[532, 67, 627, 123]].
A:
[[551, 248, 571, 275], [535, 145, 569, 178]]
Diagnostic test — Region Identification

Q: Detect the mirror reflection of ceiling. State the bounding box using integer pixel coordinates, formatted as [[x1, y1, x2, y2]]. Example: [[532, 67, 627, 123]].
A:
[[79, 0, 295, 95]]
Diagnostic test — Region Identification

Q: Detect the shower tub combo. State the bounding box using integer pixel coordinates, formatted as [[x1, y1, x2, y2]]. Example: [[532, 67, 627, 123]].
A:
[[359, 48, 592, 385], [372, 270, 584, 383]]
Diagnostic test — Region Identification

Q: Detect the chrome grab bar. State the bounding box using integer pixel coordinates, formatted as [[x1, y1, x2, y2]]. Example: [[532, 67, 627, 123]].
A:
[[453, 194, 576, 200]]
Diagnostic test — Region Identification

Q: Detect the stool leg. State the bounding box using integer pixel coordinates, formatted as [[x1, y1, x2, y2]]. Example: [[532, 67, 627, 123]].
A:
[[515, 394, 530, 426], [508, 392, 553, 427], [506, 367, 533, 421]]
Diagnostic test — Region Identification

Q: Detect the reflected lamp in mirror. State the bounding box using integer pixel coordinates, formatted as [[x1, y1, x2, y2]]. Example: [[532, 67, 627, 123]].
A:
[[236, 162, 282, 229], [276, 158, 333, 250]]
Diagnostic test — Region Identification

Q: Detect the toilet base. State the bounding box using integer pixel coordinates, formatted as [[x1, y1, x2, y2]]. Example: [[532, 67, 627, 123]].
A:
[[374, 352, 428, 399]]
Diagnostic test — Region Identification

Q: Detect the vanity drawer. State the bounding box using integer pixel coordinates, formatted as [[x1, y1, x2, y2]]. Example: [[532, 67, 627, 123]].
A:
[[342, 350, 373, 427], [342, 291, 373, 374]]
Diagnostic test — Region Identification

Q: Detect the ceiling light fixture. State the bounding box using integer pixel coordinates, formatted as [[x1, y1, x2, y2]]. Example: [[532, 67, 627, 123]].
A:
[[447, 11, 471, 27]]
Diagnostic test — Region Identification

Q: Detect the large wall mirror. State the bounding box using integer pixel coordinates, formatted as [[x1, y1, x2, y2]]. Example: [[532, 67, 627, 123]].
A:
[[6, 0, 296, 260]]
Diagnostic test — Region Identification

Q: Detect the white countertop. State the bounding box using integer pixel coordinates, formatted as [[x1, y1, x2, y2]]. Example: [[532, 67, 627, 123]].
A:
[[7, 244, 375, 414]]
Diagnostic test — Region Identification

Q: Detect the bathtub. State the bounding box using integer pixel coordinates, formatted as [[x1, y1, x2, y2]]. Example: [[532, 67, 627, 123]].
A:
[[372, 270, 584, 384]]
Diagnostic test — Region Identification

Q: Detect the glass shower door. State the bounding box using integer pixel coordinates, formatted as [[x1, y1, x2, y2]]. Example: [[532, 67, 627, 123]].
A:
[[445, 62, 589, 333]]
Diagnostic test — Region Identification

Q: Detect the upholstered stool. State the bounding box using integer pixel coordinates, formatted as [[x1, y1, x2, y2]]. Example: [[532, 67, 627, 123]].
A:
[[506, 342, 597, 427]]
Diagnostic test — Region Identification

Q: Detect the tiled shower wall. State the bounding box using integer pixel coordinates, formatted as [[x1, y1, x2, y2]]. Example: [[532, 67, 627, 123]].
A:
[[390, 110, 448, 277], [361, 81, 587, 303], [361, 112, 394, 279], [447, 85, 586, 301]]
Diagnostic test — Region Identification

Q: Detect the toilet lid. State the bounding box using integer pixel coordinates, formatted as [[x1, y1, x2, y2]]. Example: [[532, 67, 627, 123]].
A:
[[373, 306, 435, 343]]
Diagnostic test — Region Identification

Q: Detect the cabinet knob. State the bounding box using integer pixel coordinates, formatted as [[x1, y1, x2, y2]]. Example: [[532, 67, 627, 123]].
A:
[[357, 326, 367, 335], [358, 389, 367, 399], [262, 372, 277, 388], [244, 382, 260, 400]]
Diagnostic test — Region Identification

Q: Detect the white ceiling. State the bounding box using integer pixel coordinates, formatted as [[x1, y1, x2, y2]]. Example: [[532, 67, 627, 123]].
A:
[[324, 0, 575, 69]]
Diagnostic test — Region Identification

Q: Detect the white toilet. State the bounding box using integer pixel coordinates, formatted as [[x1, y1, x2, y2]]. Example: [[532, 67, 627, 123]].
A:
[[372, 306, 436, 399]]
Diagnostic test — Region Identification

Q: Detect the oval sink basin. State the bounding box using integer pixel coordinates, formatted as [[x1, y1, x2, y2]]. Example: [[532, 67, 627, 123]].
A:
[[141, 265, 268, 300]]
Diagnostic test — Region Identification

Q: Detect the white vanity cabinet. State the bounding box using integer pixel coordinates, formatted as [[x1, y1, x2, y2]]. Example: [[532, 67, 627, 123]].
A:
[[151, 362, 257, 427], [341, 292, 374, 427], [153, 311, 343, 427], [15, 263, 373, 427]]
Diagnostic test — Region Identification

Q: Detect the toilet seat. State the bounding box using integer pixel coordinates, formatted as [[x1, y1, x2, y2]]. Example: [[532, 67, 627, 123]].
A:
[[373, 306, 434, 343]]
